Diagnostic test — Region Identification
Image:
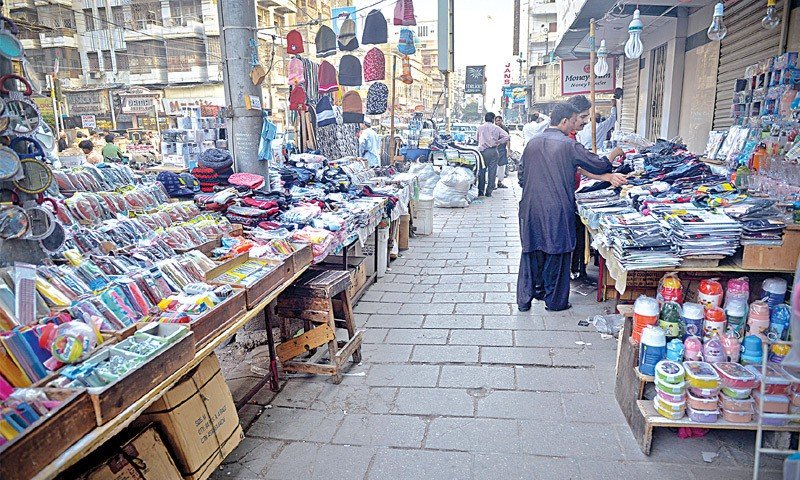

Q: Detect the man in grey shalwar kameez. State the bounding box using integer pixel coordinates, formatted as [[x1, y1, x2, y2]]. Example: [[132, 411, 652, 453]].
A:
[[516, 102, 625, 312]]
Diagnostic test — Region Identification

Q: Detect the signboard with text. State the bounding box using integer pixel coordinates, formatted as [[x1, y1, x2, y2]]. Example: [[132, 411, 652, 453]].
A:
[[121, 95, 160, 114], [65, 90, 107, 115], [465, 65, 485, 95], [81, 114, 96, 129], [560, 57, 617, 95]]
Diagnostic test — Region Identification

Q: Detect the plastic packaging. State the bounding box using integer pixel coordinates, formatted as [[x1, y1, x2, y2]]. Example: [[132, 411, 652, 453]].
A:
[[769, 343, 791, 364], [703, 336, 726, 364], [666, 339, 685, 362], [740, 335, 764, 366], [720, 392, 755, 412], [655, 377, 686, 395], [654, 394, 686, 413], [725, 277, 750, 306], [762, 277, 788, 309], [684, 336, 703, 361], [769, 304, 791, 341], [658, 273, 683, 304], [655, 360, 685, 384], [724, 297, 748, 339], [683, 361, 721, 389], [638, 326, 666, 376], [720, 332, 741, 363], [657, 389, 686, 403], [633, 296, 660, 343], [698, 279, 723, 309], [790, 390, 800, 407], [687, 390, 719, 410], [746, 364, 792, 395], [747, 300, 771, 339], [659, 301, 683, 339], [752, 390, 790, 414], [682, 302, 705, 339], [432, 166, 475, 208], [703, 307, 727, 341], [654, 397, 685, 420], [721, 386, 751, 399], [687, 404, 719, 423], [690, 386, 721, 398], [722, 408, 753, 423], [713, 362, 758, 389]]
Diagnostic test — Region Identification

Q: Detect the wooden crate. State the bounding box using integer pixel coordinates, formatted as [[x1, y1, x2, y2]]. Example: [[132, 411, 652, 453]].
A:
[[87, 331, 195, 425], [186, 288, 247, 347], [314, 255, 368, 302], [205, 253, 292, 309], [289, 244, 314, 275], [740, 226, 800, 271], [0, 389, 96, 480], [174, 237, 220, 255]]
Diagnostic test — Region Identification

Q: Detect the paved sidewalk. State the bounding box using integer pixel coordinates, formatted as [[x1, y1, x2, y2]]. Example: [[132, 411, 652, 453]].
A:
[[214, 181, 782, 480]]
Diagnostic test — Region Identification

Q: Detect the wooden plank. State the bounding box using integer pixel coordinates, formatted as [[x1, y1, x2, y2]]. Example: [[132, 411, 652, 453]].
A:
[[276, 324, 336, 362], [334, 330, 364, 366], [275, 307, 331, 324], [615, 316, 650, 455], [638, 400, 800, 432], [282, 361, 338, 375], [31, 264, 311, 480], [277, 296, 330, 311]]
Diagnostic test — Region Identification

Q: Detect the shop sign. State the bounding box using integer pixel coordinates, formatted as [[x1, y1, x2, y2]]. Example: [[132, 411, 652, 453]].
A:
[[331, 6, 357, 34], [81, 114, 96, 129], [503, 63, 512, 85], [32, 97, 55, 126], [162, 98, 223, 117], [502, 85, 528, 105], [560, 57, 616, 95], [465, 65, 485, 95], [65, 90, 107, 115], [121, 95, 159, 114]]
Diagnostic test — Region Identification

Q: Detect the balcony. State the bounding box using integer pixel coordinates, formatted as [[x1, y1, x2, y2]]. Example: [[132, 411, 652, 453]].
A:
[[34, 0, 70, 6], [167, 65, 209, 84], [81, 0, 125, 7], [131, 68, 169, 86], [124, 23, 166, 42], [40, 29, 79, 49], [530, 0, 558, 16], [162, 18, 206, 39], [8, 0, 35, 10], [258, 0, 297, 15]]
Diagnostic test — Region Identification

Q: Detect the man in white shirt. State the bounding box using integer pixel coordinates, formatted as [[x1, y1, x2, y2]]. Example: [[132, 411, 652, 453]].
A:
[[576, 99, 618, 150], [523, 112, 551, 145], [358, 120, 381, 167]]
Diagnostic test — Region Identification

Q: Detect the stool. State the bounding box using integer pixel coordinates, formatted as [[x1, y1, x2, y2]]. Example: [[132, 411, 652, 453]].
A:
[[272, 269, 363, 384]]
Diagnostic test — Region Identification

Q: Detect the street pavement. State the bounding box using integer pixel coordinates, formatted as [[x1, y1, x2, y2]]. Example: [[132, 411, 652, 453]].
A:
[[213, 179, 783, 480]]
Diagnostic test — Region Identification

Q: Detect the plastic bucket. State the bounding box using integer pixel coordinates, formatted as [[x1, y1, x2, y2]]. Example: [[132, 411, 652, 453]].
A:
[[377, 226, 390, 278], [414, 195, 434, 236]]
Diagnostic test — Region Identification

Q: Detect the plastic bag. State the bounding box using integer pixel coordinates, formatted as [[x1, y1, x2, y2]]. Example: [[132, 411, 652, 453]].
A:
[[433, 166, 475, 208], [408, 162, 439, 196], [587, 314, 625, 337], [779, 258, 800, 380]]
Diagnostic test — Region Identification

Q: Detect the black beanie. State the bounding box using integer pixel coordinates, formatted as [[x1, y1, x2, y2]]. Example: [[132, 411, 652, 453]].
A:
[[315, 25, 336, 57], [338, 55, 362, 87], [362, 10, 388, 45]]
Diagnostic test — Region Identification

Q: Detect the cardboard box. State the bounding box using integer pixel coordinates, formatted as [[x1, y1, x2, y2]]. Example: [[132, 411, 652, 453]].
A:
[[84, 426, 182, 480], [398, 214, 411, 250], [137, 353, 243, 480], [740, 227, 800, 271]]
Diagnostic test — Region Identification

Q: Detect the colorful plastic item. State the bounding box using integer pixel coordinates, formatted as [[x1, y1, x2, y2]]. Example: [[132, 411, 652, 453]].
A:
[[687, 390, 719, 411], [769, 304, 791, 341], [725, 277, 750, 304], [654, 395, 686, 413], [684, 336, 703, 361], [724, 297, 748, 339], [659, 301, 683, 339], [638, 325, 666, 377], [666, 339, 685, 362], [655, 360, 685, 384], [703, 336, 726, 364], [687, 404, 719, 423], [654, 398, 685, 420], [740, 335, 764, 366], [720, 392, 755, 412], [683, 361, 721, 390], [720, 332, 741, 363], [690, 386, 721, 398], [657, 389, 685, 403], [698, 279, 723, 309], [658, 273, 683, 304], [722, 408, 753, 423], [762, 277, 788, 309], [655, 377, 686, 395], [713, 362, 758, 389], [632, 296, 660, 343], [703, 306, 727, 340], [746, 364, 792, 395], [748, 300, 771, 339], [753, 390, 790, 414], [681, 302, 705, 339]]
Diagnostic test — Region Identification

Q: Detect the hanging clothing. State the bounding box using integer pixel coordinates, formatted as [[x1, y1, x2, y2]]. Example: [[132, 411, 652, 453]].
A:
[[258, 115, 277, 162], [317, 123, 359, 160]]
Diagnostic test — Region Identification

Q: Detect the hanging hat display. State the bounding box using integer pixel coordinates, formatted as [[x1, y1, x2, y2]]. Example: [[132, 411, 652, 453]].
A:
[[362, 9, 388, 45], [315, 25, 336, 57], [289, 86, 307, 111], [338, 55, 363, 87], [400, 55, 413, 85], [363, 47, 386, 82], [337, 18, 359, 51], [287, 57, 305, 86], [393, 0, 416, 26], [342, 91, 364, 124], [286, 29, 304, 54], [318, 60, 339, 93], [366, 82, 389, 115], [316, 95, 336, 127], [397, 28, 416, 55]]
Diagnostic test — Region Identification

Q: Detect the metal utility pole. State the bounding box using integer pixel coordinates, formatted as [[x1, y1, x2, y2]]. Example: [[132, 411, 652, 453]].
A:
[[218, 0, 267, 176], [589, 18, 597, 153]]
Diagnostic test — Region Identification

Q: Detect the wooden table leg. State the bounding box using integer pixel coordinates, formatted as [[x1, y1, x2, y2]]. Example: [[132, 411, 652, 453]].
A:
[[265, 302, 280, 391]]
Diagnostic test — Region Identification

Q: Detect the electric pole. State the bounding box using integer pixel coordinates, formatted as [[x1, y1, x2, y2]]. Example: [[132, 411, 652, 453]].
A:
[[218, 0, 267, 176]]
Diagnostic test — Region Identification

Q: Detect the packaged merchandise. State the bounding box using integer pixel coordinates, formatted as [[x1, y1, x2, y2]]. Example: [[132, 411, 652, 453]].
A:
[[683, 361, 721, 390], [698, 279, 724, 309]]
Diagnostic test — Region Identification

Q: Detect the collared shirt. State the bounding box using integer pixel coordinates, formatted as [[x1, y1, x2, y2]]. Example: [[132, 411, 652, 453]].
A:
[[522, 115, 550, 145], [576, 107, 617, 150], [518, 128, 612, 254], [476, 121, 510, 151], [358, 127, 381, 167]]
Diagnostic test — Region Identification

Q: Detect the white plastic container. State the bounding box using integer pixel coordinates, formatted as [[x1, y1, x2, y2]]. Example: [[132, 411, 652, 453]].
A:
[[377, 226, 390, 278], [414, 195, 434, 236]]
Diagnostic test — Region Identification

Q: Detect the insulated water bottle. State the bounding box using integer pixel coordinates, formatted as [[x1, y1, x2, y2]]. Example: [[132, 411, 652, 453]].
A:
[[639, 326, 666, 377]]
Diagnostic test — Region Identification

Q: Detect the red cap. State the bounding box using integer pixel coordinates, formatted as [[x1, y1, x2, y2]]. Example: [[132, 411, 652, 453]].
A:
[[287, 29, 304, 54]]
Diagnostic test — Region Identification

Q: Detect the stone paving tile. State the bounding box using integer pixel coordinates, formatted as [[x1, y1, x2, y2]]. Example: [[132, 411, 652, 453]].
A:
[[365, 364, 440, 387], [520, 421, 621, 460], [483, 315, 545, 330], [461, 282, 509, 292], [248, 408, 343, 443], [399, 302, 455, 315], [430, 291, 484, 303], [515, 329, 584, 348], [264, 443, 374, 480], [332, 413, 427, 448], [353, 301, 401, 314], [515, 366, 600, 393], [450, 329, 513, 346], [477, 390, 564, 420], [455, 303, 512, 315], [211, 437, 283, 480], [362, 328, 388, 344], [561, 393, 627, 425], [380, 291, 433, 303], [480, 346, 552, 366], [391, 387, 475, 416], [472, 454, 581, 480], [364, 314, 424, 329], [359, 343, 413, 363], [426, 417, 522, 453], [410, 345, 481, 364], [367, 448, 472, 480], [422, 314, 483, 329], [384, 328, 449, 345], [309, 385, 397, 415], [438, 365, 515, 389]]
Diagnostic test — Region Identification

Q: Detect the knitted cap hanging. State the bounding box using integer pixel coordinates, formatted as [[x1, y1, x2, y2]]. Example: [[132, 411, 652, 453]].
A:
[[289, 86, 307, 111], [286, 29, 304, 54], [318, 60, 339, 93], [400, 55, 413, 85], [363, 47, 385, 82], [337, 18, 359, 51], [287, 57, 305, 86], [362, 9, 388, 44], [366, 82, 389, 115], [316, 95, 336, 127], [315, 25, 336, 57], [393, 0, 416, 26], [342, 91, 364, 124], [397, 28, 416, 55], [338, 54, 362, 87]]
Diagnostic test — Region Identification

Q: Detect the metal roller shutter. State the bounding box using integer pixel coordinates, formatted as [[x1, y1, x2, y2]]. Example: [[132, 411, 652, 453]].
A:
[[620, 58, 640, 133], [712, 0, 783, 129]]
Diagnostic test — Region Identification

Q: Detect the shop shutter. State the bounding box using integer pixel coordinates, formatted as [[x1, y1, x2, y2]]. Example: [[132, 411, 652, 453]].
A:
[[620, 57, 640, 133], [712, 0, 783, 129]]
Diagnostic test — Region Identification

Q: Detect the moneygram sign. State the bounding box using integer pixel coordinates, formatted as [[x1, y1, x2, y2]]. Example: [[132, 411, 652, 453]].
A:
[[560, 57, 616, 95]]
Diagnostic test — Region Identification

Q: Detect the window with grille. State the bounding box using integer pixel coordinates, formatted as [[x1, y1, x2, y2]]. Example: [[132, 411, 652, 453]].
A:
[[129, 40, 167, 73], [207, 36, 221, 62], [40, 5, 76, 31], [112, 7, 124, 27], [131, 2, 162, 29], [539, 83, 546, 97], [169, 0, 201, 26], [166, 38, 205, 72], [84, 10, 95, 30]]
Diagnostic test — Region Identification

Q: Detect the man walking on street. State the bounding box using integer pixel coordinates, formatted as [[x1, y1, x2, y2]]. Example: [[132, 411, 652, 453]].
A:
[[522, 112, 550, 145], [494, 115, 510, 189], [516, 102, 625, 312], [476, 112, 509, 197]]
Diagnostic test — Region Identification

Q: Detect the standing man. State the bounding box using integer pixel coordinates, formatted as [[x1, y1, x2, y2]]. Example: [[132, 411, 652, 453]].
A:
[[476, 112, 509, 198], [576, 98, 618, 150], [522, 112, 550, 145], [494, 115, 510, 189], [101, 134, 124, 161], [358, 120, 381, 167], [516, 102, 625, 312]]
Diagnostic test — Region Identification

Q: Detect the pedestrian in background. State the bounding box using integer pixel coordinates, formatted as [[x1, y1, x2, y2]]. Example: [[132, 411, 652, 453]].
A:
[[522, 111, 550, 145], [494, 115, 510, 189], [358, 120, 381, 167], [476, 112, 509, 198]]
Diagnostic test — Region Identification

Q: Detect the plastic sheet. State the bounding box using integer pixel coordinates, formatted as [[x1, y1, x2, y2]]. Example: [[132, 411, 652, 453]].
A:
[[408, 162, 439, 196], [433, 166, 475, 208]]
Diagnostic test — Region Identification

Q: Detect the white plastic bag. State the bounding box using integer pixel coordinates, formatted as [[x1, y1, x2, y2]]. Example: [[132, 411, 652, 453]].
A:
[[409, 162, 440, 196], [433, 166, 475, 208]]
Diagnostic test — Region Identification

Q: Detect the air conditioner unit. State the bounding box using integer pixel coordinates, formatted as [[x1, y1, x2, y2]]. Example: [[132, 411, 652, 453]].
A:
[[89, 71, 102, 79]]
